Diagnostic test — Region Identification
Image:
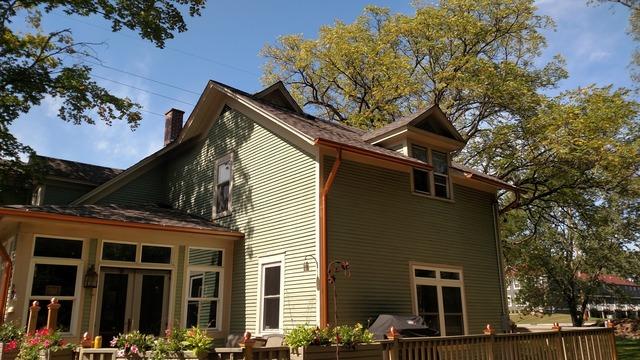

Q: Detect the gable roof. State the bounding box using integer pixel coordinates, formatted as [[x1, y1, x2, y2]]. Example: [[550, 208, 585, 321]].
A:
[[33, 155, 124, 185], [75, 80, 517, 204], [253, 81, 304, 114], [362, 105, 465, 143], [0, 204, 242, 237]]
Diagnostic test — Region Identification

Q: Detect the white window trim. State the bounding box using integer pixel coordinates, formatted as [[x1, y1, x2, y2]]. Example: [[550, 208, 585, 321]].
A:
[[410, 263, 468, 336], [26, 235, 86, 336], [409, 144, 454, 201], [183, 247, 225, 331], [213, 153, 233, 219], [256, 254, 285, 334]]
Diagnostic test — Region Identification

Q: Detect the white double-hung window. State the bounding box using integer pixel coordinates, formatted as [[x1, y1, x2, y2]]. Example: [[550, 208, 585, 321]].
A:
[[186, 247, 224, 330], [410, 145, 451, 199], [412, 264, 467, 336], [257, 255, 284, 333]]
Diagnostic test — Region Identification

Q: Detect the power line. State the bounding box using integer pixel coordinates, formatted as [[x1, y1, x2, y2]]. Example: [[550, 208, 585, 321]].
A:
[[139, 108, 166, 117], [91, 73, 195, 106], [84, 60, 200, 95], [54, 13, 260, 76]]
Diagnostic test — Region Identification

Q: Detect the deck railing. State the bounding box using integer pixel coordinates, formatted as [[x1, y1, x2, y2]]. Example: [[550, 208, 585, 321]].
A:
[[77, 347, 290, 360], [381, 327, 617, 360]]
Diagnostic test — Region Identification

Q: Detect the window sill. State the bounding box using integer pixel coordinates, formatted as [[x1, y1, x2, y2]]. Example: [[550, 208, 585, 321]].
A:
[[213, 211, 232, 220], [411, 191, 455, 203]]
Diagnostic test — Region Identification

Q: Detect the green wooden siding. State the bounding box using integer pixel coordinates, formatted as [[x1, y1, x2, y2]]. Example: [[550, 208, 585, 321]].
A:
[[98, 164, 168, 205], [325, 158, 502, 333], [165, 108, 317, 333], [43, 182, 95, 205]]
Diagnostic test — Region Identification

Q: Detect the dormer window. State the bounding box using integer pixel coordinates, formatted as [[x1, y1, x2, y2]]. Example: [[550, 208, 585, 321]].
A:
[[410, 145, 451, 200]]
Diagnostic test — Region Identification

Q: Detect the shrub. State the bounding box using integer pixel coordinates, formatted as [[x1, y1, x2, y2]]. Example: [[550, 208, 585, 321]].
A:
[[110, 331, 155, 359], [112, 328, 214, 360]]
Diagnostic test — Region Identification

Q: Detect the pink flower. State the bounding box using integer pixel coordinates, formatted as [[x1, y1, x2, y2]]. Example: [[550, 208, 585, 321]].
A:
[[130, 345, 139, 354], [43, 340, 51, 348], [3, 340, 18, 352], [110, 337, 118, 347]]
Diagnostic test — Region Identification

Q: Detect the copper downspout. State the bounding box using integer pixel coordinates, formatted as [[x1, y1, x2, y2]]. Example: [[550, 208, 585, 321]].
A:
[[0, 243, 12, 325], [319, 149, 342, 328]]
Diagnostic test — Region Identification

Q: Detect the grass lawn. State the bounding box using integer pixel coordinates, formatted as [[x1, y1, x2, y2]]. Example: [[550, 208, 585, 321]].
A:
[[510, 313, 573, 325], [617, 338, 640, 360]]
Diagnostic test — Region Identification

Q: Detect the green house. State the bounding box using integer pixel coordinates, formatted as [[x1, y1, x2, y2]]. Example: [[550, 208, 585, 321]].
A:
[[0, 80, 516, 342]]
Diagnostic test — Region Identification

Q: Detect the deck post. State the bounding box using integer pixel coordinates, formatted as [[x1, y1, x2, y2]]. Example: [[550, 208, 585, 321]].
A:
[[554, 326, 566, 360], [240, 331, 254, 360], [27, 301, 40, 335], [47, 297, 60, 331], [483, 324, 496, 360]]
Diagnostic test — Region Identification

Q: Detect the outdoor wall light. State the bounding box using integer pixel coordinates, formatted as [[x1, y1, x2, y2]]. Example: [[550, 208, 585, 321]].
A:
[[303, 255, 318, 272], [83, 265, 98, 289]]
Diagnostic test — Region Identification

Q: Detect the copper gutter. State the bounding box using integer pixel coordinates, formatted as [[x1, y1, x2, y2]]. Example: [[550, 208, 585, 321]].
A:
[[0, 209, 244, 238], [319, 148, 342, 327], [0, 244, 11, 325], [315, 138, 433, 171]]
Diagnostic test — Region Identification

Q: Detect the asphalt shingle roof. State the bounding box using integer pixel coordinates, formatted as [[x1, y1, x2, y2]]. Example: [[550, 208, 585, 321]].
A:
[[34, 155, 124, 185], [2, 204, 238, 234]]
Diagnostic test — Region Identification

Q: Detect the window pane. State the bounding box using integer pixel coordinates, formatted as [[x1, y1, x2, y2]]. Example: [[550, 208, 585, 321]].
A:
[[190, 275, 203, 298], [444, 315, 464, 336], [415, 269, 436, 278], [189, 271, 219, 298], [432, 151, 448, 174], [416, 285, 439, 331], [411, 146, 428, 162], [141, 246, 171, 264], [202, 272, 220, 298], [217, 161, 231, 184], [102, 242, 136, 262], [434, 174, 448, 198], [189, 248, 223, 266], [186, 300, 217, 329], [216, 183, 230, 213], [31, 264, 77, 296], [263, 297, 280, 330], [264, 266, 281, 296], [442, 286, 464, 335], [442, 287, 463, 313], [413, 169, 430, 193], [34, 237, 83, 259], [441, 271, 460, 280], [31, 299, 73, 332]]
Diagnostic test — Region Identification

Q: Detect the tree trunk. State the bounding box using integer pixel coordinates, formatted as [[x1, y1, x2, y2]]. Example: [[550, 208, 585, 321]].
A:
[[569, 303, 584, 327]]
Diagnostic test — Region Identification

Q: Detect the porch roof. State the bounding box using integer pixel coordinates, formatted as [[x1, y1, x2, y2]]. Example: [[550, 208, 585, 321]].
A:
[[0, 204, 243, 237]]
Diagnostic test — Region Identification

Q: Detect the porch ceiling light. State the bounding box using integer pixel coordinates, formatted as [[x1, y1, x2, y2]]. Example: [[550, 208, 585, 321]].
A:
[[84, 265, 98, 289]]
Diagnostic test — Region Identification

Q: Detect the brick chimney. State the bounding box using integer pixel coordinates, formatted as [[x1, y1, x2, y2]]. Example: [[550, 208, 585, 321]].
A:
[[164, 108, 184, 146]]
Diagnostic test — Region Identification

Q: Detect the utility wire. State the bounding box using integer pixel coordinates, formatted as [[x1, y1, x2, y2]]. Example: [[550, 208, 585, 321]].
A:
[[85, 59, 200, 95], [54, 13, 260, 76], [91, 74, 195, 106]]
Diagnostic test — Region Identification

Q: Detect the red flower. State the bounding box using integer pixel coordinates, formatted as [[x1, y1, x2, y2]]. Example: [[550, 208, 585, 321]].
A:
[[3, 340, 18, 352]]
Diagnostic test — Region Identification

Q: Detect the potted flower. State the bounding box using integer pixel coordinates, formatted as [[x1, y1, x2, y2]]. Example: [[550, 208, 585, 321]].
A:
[[0, 322, 24, 360], [111, 331, 155, 360], [152, 328, 213, 360], [16, 328, 73, 360], [286, 324, 380, 360]]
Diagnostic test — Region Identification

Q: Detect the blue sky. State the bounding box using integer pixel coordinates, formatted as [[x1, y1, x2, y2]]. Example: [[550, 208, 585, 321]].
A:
[[9, 0, 637, 170]]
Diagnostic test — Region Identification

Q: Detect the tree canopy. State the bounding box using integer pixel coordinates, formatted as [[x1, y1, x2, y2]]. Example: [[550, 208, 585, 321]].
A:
[[0, 0, 206, 195], [263, 0, 640, 326]]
